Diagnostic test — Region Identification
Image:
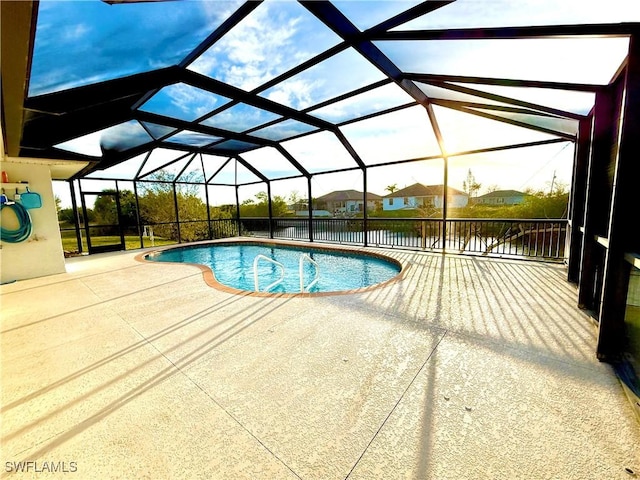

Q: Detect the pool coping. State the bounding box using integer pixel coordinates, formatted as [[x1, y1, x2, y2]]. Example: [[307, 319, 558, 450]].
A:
[[134, 237, 408, 298]]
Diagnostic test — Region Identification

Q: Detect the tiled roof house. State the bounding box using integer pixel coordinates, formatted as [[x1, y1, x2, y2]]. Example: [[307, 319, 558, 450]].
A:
[[383, 183, 468, 211]]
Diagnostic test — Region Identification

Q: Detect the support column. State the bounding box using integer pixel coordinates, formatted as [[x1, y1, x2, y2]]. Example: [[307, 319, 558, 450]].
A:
[[442, 156, 448, 252], [201, 154, 213, 240], [363, 168, 368, 247], [134, 181, 143, 249], [577, 81, 621, 312], [596, 35, 640, 360], [423, 103, 448, 252], [115, 180, 126, 248], [267, 181, 273, 239], [234, 185, 241, 236], [307, 176, 314, 242], [172, 182, 181, 243], [69, 180, 83, 253], [567, 118, 592, 283], [78, 180, 92, 252]]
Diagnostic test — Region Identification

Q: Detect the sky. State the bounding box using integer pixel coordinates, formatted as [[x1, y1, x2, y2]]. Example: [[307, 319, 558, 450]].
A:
[[35, 0, 638, 207]]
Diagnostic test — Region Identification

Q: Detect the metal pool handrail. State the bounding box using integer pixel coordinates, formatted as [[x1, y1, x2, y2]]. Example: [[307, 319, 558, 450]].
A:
[[299, 253, 319, 293], [253, 254, 285, 292]]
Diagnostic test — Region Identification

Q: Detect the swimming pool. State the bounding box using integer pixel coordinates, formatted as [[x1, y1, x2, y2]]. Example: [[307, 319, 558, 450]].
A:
[[142, 241, 402, 295]]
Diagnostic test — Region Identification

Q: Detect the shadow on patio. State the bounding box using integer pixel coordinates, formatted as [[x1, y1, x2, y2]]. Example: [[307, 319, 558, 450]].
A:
[[1, 249, 638, 479]]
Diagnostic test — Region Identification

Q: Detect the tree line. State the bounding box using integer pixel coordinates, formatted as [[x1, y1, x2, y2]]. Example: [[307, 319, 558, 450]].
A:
[[58, 175, 295, 242], [59, 172, 570, 243]]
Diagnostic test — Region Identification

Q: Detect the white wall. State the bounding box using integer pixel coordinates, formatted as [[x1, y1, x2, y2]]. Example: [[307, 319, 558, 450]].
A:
[[1, 160, 66, 283], [383, 196, 430, 211], [383, 197, 406, 211]]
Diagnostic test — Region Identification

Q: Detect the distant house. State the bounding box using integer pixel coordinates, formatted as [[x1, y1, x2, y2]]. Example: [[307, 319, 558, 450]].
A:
[[315, 190, 382, 215], [474, 190, 529, 205], [383, 183, 468, 211]]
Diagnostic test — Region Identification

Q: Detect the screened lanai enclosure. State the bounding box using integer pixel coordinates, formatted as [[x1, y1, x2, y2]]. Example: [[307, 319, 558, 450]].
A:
[[2, 1, 640, 411], [21, 1, 631, 258]]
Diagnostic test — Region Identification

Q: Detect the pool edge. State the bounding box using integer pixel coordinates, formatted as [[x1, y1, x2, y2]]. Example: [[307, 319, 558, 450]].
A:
[[134, 237, 408, 298]]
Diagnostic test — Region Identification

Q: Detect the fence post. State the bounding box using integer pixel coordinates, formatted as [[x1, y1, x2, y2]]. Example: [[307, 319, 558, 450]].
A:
[[69, 179, 83, 253], [307, 176, 314, 243], [267, 181, 274, 239], [234, 185, 241, 237], [172, 182, 181, 243], [363, 171, 368, 247]]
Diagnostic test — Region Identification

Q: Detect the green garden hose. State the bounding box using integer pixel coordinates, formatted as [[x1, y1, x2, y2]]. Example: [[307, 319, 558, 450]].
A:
[[1, 201, 33, 243]]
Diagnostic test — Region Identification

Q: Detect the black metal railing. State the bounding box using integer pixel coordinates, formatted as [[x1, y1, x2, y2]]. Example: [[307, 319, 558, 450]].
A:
[[211, 218, 240, 239], [442, 219, 567, 259], [239, 217, 568, 260], [61, 215, 566, 260]]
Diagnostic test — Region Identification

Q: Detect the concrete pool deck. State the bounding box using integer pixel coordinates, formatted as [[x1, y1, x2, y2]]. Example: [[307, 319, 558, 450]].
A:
[[1, 242, 639, 479]]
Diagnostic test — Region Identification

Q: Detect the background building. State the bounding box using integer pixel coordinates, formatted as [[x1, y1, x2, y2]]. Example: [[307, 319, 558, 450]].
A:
[[383, 183, 468, 211]]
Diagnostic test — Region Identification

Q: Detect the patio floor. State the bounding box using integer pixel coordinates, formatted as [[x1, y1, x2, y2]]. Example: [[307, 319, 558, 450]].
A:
[[1, 241, 639, 479]]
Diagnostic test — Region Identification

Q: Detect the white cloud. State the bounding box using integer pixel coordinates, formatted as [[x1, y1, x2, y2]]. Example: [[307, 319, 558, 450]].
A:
[[189, 2, 301, 90], [189, 1, 340, 92], [200, 0, 244, 25], [62, 23, 90, 42], [168, 84, 223, 119], [265, 79, 321, 110]]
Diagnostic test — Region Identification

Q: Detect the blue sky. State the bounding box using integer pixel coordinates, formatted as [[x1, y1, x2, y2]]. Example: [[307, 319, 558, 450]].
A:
[[187, 0, 341, 92], [396, 0, 640, 29], [30, 0, 243, 96]]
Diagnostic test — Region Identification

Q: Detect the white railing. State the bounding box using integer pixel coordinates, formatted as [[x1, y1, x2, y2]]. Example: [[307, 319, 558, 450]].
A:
[[253, 254, 285, 292], [299, 253, 319, 293]]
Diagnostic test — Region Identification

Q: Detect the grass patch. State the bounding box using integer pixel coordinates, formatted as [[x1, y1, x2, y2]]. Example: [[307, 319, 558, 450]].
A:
[[61, 233, 175, 252]]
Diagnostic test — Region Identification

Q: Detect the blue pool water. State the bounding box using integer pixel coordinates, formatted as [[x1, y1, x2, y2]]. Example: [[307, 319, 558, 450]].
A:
[[145, 242, 401, 294]]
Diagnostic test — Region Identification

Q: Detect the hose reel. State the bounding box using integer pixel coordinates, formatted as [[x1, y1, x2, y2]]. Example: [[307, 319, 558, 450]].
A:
[[1, 194, 33, 243]]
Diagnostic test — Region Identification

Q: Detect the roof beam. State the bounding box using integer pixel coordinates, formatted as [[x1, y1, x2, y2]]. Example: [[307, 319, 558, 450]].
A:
[[446, 137, 571, 159], [248, 42, 350, 96], [425, 80, 587, 120], [206, 157, 232, 184], [86, 105, 281, 174], [1, 0, 36, 157], [134, 110, 274, 148], [136, 150, 194, 180], [336, 101, 416, 127], [21, 95, 141, 149], [361, 137, 570, 169], [179, 1, 262, 68], [24, 66, 182, 115], [180, 69, 336, 131], [332, 129, 366, 170], [274, 145, 311, 178], [300, 78, 394, 114], [403, 73, 602, 93], [18, 146, 100, 164], [369, 23, 640, 41], [300, 2, 404, 81], [367, 1, 455, 34], [300, 0, 449, 159], [443, 102, 577, 141], [431, 98, 572, 118], [236, 154, 270, 184]]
